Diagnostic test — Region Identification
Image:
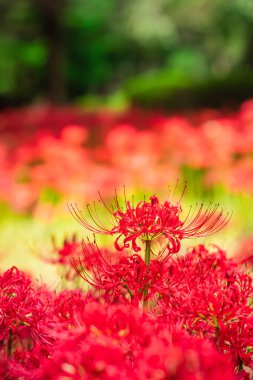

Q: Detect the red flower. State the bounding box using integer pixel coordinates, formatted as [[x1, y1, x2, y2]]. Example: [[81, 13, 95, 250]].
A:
[[156, 245, 253, 370], [47, 235, 84, 280], [69, 187, 230, 253], [40, 301, 236, 380], [73, 241, 170, 305], [0, 267, 53, 347], [0, 267, 55, 379]]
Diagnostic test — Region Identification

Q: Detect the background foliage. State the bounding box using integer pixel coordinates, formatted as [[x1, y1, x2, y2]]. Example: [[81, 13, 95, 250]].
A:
[[1, 0, 253, 108]]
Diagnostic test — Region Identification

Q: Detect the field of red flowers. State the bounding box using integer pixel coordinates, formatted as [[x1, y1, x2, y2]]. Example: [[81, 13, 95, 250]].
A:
[[0, 101, 253, 379], [0, 99, 253, 212]]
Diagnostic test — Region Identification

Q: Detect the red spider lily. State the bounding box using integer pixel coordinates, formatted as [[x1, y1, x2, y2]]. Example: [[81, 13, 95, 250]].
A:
[[48, 235, 130, 282], [156, 245, 253, 370], [1, 251, 250, 378], [51, 235, 81, 265], [41, 331, 133, 380], [0, 267, 55, 379], [2, 101, 253, 213], [6, 346, 48, 380], [40, 302, 153, 380], [0, 267, 53, 347], [135, 329, 236, 380], [217, 317, 253, 371], [52, 289, 93, 327], [76, 302, 154, 352], [72, 241, 170, 305], [48, 235, 85, 280], [69, 188, 231, 254], [40, 301, 236, 380]]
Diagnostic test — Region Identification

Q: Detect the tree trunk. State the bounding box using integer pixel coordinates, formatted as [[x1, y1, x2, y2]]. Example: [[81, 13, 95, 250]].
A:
[[33, 0, 66, 103]]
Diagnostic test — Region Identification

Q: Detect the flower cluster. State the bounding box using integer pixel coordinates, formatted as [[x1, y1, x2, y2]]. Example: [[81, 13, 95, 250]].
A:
[[0, 266, 238, 380], [41, 303, 236, 380], [1, 187, 253, 379], [1, 100, 253, 213], [0, 267, 53, 378], [2, 247, 252, 379]]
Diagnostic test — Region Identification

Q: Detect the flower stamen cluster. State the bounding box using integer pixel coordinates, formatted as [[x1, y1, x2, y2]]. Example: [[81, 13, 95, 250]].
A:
[[69, 188, 231, 254]]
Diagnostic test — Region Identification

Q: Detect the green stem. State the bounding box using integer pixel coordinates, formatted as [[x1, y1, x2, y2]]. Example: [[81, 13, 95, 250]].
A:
[[7, 329, 13, 357], [145, 240, 151, 265], [144, 240, 152, 308]]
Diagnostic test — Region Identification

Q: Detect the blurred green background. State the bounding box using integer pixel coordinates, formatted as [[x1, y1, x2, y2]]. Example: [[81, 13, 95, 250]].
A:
[[1, 0, 253, 109]]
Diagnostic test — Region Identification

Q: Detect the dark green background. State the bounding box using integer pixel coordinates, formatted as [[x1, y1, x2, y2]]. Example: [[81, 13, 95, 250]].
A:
[[1, 0, 253, 109]]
